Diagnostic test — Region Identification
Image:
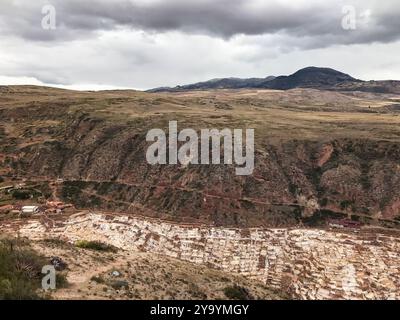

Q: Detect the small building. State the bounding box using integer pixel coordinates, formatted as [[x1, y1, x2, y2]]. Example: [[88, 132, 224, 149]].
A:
[[21, 206, 40, 215], [45, 200, 72, 214], [46, 201, 64, 207], [328, 218, 362, 229]]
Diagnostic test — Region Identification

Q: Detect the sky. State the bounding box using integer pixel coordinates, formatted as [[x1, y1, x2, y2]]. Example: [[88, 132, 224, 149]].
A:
[[0, 0, 400, 90]]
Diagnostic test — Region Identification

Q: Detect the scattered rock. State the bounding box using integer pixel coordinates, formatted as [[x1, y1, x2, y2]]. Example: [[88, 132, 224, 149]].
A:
[[110, 270, 122, 277], [50, 256, 67, 271], [109, 280, 129, 290]]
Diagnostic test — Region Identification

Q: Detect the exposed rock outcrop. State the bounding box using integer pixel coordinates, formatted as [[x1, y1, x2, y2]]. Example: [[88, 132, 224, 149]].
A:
[[6, 212, 399, 300]]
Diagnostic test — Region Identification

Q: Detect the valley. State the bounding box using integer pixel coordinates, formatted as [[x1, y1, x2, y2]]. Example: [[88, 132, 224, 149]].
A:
[[1, 82, 400, 299]]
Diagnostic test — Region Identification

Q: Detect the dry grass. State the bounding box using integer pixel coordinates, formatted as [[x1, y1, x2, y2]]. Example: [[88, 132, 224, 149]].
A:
[[2, 86, 400, 146], [27, 237, 285, 300]]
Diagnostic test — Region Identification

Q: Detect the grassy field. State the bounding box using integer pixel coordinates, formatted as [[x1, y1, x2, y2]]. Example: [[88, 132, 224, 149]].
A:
[[2, 85, 400, 144]]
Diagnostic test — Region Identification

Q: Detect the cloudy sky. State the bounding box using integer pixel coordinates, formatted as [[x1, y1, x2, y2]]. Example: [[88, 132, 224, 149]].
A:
[[0, 0, 400, 90]]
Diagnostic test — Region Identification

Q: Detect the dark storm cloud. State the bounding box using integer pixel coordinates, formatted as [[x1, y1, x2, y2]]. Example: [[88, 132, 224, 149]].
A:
[[0, 0, 399, 49]]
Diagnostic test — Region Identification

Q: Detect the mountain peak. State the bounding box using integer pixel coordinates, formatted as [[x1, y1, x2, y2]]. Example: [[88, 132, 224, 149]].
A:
[[262, 67, 359, 90], [148, 75, 276, 92], [148, 67, 362, 92]]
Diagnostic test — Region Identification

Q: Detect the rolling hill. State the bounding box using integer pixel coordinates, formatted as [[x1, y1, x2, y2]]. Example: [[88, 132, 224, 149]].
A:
[[149, 66, 400, 94]]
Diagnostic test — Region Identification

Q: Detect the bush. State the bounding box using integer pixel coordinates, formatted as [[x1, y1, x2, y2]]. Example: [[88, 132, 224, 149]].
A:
[[223, 285, 253, 300], [41, 238, 70, 248], [11, 188, 41, 200], [61, 185, 81, 200], [75, 240, 117, 253], [0, 238, 46, 300], [55, 273, 69, 289], [11, 190, 31, 200], [320, 198, 328, 207], [340, 200, 353, 210], [109, 280, 129, 290], [288, 183, 297, 195], [188, 283, 207, 299], [90, 275, 105, 284]]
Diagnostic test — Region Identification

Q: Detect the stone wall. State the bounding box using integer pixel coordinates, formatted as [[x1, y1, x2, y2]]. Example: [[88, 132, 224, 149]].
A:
[[11, 212, 400, 300]]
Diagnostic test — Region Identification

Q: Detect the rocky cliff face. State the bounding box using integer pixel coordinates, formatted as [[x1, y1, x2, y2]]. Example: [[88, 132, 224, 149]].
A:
[[1, 86, 400, 228], [12, 117, 400, 228], [5, 212, 399, 300]]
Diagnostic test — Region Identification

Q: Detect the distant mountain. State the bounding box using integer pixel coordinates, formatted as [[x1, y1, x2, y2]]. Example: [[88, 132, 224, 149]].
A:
[[260, 67, 360, 90], [148, 76, 275, 92], [148, 67, 400, 94], [334, 80, 400, 94]]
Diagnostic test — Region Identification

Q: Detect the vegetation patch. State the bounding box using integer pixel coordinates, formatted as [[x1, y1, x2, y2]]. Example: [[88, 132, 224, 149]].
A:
[[75, 240, 118, 253], [11, 189, 33, 200], [90, 275, 105, 284], [55, 273, 69, 289], [109, 280, 129, 290], [223, 285, 253, 300], [0, 238, 46, 300], [41, 238, 71, 249], [61, 183, 83, 201]]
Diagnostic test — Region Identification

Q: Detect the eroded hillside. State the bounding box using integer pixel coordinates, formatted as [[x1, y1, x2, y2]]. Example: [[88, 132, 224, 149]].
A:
[[1, 86, 400, 228]]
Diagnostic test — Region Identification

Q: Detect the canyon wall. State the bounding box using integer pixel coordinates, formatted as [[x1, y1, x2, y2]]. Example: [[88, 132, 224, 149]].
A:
[[10, 212, 400, 300], [2, 89, 400, 228]]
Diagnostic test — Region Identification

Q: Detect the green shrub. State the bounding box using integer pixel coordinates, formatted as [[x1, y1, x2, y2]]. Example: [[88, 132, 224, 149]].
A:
[[340, 200, 353, 210], [88, 195, 102, 207], [41, 238, 70, 248], [11, 190, 31, 200], [75, 240, 117, 253], [61, 185, 82, 200], [56, 273, 69, 289], [0, 238, 46, 300], [90, 275, 105, 284], [223, 285, 252, 300], [109, 280, 129, 290], [288, 183, 297, 195], [188, 283, 207, 299], [320, 198, 328, 207], [11, 188, 41, 200]]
